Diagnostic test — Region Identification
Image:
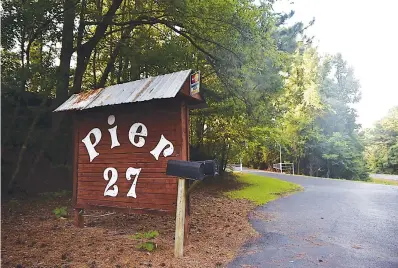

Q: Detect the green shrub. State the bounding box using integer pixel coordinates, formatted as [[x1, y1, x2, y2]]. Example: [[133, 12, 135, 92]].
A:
[[136, 241, 157, 251], [132, 230, 159, 240], [130, 230, 159, 252], [52, 207, 68, 218]]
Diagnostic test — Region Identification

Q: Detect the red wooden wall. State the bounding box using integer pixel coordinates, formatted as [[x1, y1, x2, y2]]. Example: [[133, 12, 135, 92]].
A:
[[73, 98, 188, 215]]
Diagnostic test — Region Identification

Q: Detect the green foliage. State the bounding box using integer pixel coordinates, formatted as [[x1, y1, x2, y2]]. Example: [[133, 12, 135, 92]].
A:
[[130, 231, 159, 252], [225, 173, 302, 205], [136, 242, 157, 252], [131, 230, 159, 240], [364, 106, 398, 174], [368, 178, 398, 186], [2, 0, 374, 186], [52, 207, 68, 218]]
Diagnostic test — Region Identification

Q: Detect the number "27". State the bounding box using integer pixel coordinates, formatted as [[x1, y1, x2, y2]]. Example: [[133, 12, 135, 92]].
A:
[[103, 167, 141, 198]]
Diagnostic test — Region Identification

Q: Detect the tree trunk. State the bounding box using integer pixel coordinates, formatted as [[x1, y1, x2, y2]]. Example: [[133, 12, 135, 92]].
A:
[[20, 5, 27, 93], [121, 56, 129, 82], [219, 143, 227, 174], [195, 116, 205, 149], [93, 47, 97, 87], [326, 161, 330, 178], [117, 55, 123, 84], [55, 0, 77, 105], [72, 0, 123, 94], [98, 31, 132, 88]]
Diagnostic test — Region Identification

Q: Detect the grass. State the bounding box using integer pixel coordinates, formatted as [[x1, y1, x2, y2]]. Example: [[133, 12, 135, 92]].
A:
[[368, 178, 398, 186], [225, 173, 303, 205]]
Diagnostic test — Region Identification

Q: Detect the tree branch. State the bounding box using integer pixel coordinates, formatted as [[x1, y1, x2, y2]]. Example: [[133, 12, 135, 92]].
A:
[[71, 0, 123, 94]]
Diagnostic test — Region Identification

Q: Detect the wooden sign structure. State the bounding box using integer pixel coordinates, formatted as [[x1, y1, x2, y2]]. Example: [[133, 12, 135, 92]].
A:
[[54, 70, 205, 257]]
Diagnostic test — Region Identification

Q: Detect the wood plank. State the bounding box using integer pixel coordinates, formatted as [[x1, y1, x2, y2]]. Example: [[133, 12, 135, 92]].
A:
[[78, 153, 176, 164], [78, 165, 169, 173], [77, 198, 177, 207], [78, 140, 180, 150], [77, 185, 177, 195], [78, 153, 179, 162], [78, 120, 180, 131], [74, 203, 174, 216], [77, 192, 177, 204], [181, 102, 190, 244], [78, 182, 177, 191], [78, 172, 178, 179], [78, 144, 181, 155], [174, 178, 186, 257], [77, 179, 177, 186], [78, 107, 180, 123], [72, 98, 185, 216], [78, 159, 172, 166], [78, 128, 179, 142], [77, 181, 177, 189], [78, 163, 168, 169], [78, 119, 180, 137], [78, 162, 170, 169], [76, 198, 176, 210], [74, 208, 84, 228], [78, 174, 176, 182]]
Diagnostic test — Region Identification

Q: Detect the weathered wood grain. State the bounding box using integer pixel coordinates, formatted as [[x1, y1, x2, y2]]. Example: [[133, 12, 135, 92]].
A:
[[74, 100, 183, 214]]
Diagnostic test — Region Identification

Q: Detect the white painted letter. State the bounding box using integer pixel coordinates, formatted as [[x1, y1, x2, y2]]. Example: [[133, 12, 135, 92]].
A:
[[103, 167, 118, 197], [107, 115, 120, 149], [150, 135, 174, 160], [129, 123, 147, 147], [126, 167, 142, 198], [82, 128, 102, 162]]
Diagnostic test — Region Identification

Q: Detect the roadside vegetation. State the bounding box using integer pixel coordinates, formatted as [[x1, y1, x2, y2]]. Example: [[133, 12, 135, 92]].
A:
[[368, 178, 398, 186], [363, 107, 398, 175], [226, 173, 302, 205]]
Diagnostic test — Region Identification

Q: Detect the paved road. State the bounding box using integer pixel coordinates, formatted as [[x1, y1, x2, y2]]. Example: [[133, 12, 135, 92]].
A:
[[229, 170, 398, 268]]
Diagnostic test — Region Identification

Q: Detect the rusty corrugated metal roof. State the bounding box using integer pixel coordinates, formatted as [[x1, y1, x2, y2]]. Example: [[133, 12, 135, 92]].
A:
[[54, 69, 192, 112]]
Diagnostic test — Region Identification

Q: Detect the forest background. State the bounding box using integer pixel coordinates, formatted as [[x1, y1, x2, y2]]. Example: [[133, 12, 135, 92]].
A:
[[2, 0, 397, 194]]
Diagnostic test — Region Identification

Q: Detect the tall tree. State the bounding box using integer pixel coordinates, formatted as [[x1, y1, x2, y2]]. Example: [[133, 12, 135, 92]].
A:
[[364, 106, 398, 174]]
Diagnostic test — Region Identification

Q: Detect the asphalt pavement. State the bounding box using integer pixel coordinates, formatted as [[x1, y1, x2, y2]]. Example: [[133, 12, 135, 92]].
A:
[[229, 170, 398, 268]]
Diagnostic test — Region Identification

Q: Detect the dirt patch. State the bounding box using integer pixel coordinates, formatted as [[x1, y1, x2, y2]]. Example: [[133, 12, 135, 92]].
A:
[[1, 178, 257, 267]]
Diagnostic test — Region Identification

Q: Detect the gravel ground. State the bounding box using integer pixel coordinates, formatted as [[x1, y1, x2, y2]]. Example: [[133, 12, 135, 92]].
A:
[[1, 177, 257, 268]]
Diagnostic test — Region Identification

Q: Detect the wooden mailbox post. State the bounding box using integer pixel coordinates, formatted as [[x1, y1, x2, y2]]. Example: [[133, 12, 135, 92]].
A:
[[54, 70, 205, 257]]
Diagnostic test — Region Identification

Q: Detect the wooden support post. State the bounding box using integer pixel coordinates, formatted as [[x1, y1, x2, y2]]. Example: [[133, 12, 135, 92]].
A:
[[184, 179, 190, 245], [74, 208, 84, 228], [174, 178, 187, 257]]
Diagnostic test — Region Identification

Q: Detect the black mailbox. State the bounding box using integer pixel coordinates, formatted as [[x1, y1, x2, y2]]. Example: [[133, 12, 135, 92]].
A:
[[194, 160, 218, 176], [166, 160, 206, 181]]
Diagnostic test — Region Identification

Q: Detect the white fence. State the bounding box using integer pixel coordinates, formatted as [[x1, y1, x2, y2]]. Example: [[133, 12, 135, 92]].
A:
[[273, 163, 295, 175]]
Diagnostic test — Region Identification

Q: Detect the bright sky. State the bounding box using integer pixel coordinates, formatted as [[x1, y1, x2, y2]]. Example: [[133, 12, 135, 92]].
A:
[[273, 0, 398, 128]]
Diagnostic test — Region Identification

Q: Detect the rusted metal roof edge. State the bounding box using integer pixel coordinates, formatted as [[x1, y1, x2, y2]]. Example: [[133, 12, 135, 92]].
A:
[[53, 69, 192, 112]]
